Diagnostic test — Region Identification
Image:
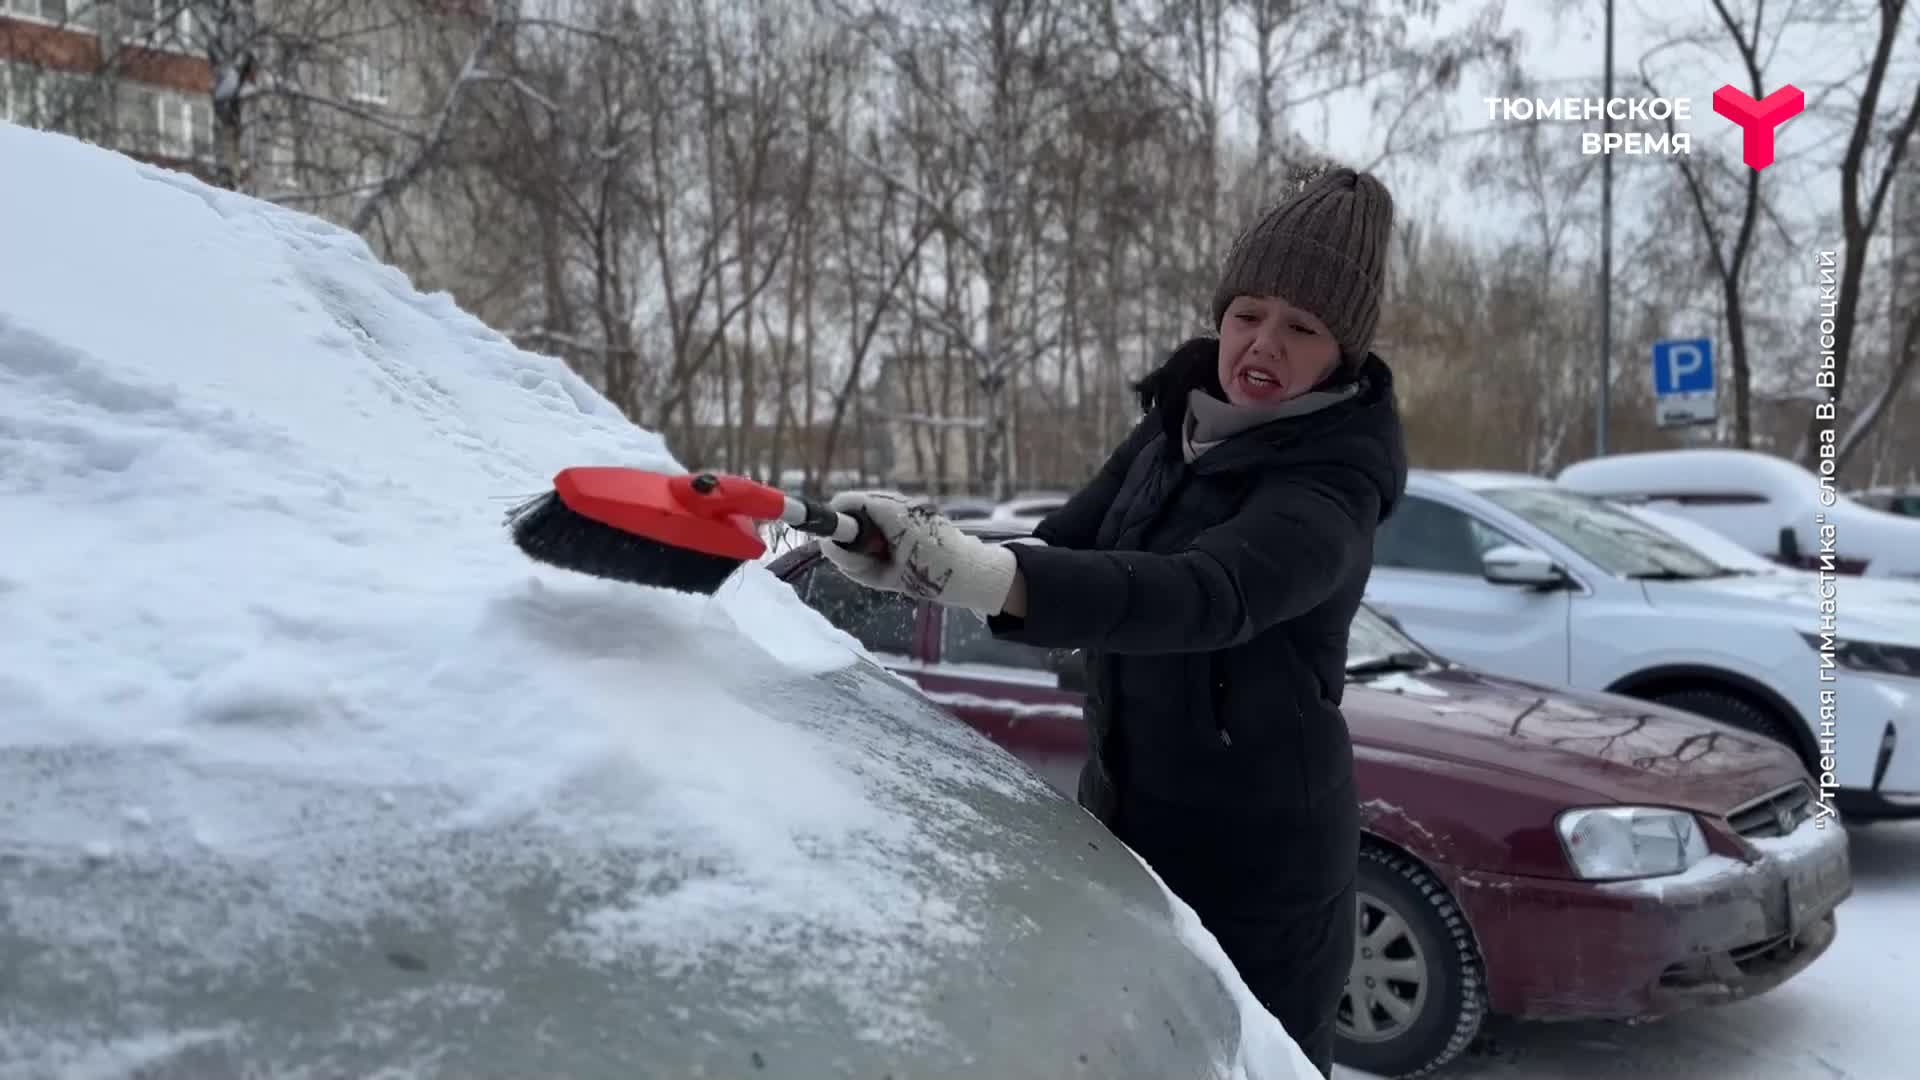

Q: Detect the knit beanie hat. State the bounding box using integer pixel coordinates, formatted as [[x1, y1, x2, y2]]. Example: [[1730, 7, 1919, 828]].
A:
[[1211, 166, 1394, 364]]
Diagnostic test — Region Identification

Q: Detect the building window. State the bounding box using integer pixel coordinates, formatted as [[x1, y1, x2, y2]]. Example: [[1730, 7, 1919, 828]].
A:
[[3, 63, 51, 128], [4, 63, 101, 134], [347, 50, 388, 104], [111, 83, 210, 161], [3, 0, 75, 26], [157, 93, 208, 158], [263, 138, 301, 189], [358, 152, 386, 192], [117, 0, 194, 46], [116, 82, 156, 145], [0, 65, 24, 125]]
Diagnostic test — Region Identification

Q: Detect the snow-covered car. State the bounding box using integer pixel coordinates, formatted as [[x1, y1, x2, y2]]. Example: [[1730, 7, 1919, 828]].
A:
[[769, 527, 1852, 1079], [1850, 485, 1920, 518], [1555, 448, 1920, 579], [1621, 503, 1920, 607], [0, 127, 1325, 1080], [1365, 470, 1920, 822]]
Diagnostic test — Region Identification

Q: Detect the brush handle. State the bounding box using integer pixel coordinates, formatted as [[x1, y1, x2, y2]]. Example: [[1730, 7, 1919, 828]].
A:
[[783, 495, 889, 558]]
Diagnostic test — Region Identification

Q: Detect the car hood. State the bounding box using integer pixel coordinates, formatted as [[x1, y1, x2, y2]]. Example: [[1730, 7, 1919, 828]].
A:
[[1721, 566, 1920, 606], [1640, 574, 1920, 646], [0, 124, 1303, 1080], [3, 661, 1270, 1079], [1346, 664, 1806, 816]]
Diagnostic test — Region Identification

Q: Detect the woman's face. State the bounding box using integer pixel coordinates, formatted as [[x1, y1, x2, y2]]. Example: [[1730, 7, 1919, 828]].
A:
[[1216, 295, 1340, 406]]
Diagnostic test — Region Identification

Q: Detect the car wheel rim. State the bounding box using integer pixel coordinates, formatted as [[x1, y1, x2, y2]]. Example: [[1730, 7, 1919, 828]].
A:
[[1338, 890, 1429, 1044]]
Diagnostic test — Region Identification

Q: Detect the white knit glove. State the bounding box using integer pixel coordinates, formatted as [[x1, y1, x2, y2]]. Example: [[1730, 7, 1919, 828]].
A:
[[819, 492, 1019, 615]]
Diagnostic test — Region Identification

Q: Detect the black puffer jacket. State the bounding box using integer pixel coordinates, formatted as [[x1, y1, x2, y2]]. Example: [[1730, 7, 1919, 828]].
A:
[[988, 336, 1407, 827]]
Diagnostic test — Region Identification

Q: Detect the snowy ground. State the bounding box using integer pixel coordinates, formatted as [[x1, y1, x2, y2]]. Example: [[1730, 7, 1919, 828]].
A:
[[1337, 820, 1920, 1080]]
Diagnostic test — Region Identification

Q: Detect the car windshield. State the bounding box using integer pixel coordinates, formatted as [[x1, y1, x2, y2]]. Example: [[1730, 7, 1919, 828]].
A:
[[1346, 605, 1432, 673], [1482, 486, 1730, 579], [1622, 508, 1774, 572]]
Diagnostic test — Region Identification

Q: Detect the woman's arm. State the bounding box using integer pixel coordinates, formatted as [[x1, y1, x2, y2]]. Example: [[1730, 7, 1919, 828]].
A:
[[989, 465, 1380, 653], [1028, 414, 1159, 550]]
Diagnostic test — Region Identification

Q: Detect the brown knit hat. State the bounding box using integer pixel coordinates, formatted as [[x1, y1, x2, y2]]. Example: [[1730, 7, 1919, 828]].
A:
[[1211, 166, 1394, 363]]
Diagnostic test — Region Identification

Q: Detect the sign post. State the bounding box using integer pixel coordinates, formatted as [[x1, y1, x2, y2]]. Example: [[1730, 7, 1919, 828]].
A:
[[1650, 338, 1717, 428]]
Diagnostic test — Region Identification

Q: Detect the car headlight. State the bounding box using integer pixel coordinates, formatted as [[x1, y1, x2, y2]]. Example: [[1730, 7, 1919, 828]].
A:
[[1800, 632, 1920, 677], [1555, 807, 1709, 880]]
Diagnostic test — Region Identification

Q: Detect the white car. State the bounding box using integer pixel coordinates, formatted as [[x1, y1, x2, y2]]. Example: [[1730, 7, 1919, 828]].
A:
[[1622, 504, 1920, 607], [1364, 470, 1920, 823], [1555, 448, 1920, 579], [1851, 485, 1920, 518]]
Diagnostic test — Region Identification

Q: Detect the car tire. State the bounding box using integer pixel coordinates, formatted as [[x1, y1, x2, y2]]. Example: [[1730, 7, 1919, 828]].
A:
[[1334, 845, 1486, 1079], [1651, 688, 1801, 759]]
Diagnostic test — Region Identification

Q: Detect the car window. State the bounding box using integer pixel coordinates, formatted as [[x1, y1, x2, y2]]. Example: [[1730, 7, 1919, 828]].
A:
[[940, 608, 1050, 671], [800, 559, 918, 656], [1375, 495, 1518, 575], [1347, 604, 1425, 665], [1484, 486, 1725, 578]]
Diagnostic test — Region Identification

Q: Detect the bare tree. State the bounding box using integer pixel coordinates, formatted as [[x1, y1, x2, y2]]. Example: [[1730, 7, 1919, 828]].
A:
[[24, 0, 1889, 489], [1810, 0, 1920, 470], [1466, 104, 1603, 472], [1633, 2, 1811, 449], [815, 0, 1120, 497]]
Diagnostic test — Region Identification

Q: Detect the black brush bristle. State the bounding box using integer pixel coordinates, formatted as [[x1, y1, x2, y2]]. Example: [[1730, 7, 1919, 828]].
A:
[[505, 491, 744, 595]]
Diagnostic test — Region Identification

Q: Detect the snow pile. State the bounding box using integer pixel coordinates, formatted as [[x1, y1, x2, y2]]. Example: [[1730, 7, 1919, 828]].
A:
[[0, 125, 1320, 1080], [0, 126, 1029, 1066]]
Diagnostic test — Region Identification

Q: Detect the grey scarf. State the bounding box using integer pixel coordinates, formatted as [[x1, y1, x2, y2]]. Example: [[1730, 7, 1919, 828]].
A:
[[1182, 381, 1362, 463]]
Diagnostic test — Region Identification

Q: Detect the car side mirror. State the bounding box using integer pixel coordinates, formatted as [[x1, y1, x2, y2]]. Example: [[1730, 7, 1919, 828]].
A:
[[1380, 612, 1406, 633], [1481, 544, 1566, 588], [1047, 648, 1087, 692]]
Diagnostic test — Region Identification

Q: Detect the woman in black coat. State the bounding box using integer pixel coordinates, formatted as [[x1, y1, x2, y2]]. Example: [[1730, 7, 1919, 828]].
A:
[[819, 165, 1408, 1078]]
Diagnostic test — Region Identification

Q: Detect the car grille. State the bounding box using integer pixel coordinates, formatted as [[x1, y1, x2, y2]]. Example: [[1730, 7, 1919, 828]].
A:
[[1726, 782, 1814, 839]]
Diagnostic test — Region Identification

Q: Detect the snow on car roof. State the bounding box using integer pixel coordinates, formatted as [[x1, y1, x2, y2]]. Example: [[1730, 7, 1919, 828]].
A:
[[0, 127, 1114, 1068], [1556, 447, 1817, 493]]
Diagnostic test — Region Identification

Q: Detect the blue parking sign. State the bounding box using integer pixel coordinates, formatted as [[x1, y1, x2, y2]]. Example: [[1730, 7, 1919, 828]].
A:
[[1652, 339, 1714, 395], [1650, 338, 1716, 427]]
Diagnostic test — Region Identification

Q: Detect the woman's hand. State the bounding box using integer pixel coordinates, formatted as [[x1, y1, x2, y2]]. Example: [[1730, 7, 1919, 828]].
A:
[[817, 492, 1020, 616]]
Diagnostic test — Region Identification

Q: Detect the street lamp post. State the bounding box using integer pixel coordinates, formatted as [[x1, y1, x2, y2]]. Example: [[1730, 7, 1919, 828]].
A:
[[1597, 0, 1614, 457]]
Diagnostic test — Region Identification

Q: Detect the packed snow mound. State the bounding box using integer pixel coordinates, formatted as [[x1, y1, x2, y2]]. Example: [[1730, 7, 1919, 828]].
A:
[[0, 128, 1003, 1062], [0, 127, 1323, 1080]]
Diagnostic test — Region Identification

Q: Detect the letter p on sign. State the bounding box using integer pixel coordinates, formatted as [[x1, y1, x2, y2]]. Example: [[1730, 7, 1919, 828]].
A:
[[1713, 85, 1804, 169], [1670, 345, 1702, 382]]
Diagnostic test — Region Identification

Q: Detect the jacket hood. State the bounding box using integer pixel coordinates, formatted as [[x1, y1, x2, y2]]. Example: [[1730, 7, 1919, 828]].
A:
[[1132, 335, 1408, 522]]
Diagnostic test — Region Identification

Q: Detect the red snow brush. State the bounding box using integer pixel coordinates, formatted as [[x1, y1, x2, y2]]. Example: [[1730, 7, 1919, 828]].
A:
[[506, 467, 888, 595]]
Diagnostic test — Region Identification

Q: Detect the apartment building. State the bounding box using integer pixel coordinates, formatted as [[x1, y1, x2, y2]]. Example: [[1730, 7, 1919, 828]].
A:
[[1, 2, 214, 175], [2, 2, 478, 207]]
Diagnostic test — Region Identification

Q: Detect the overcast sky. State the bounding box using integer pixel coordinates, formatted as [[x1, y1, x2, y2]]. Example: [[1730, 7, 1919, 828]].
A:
[[1255, 0, 1905, 253]]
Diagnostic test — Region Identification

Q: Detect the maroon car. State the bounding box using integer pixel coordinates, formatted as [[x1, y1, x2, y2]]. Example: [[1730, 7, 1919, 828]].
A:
[[768, 526, 1851, 1078]]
